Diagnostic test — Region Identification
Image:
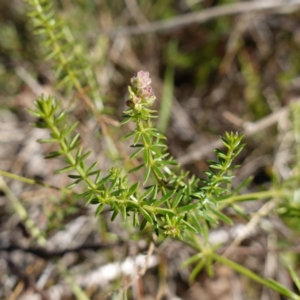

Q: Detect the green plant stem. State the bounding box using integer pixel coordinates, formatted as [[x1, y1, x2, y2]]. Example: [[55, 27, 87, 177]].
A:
[[0, 176, 47, 245], [45, 109, 175, 220], [138, 119, 167, 193], [30, 0, 79, 89], [218, 189, 284, 206], [0, 169, 71, 193], [46, 119, 97, 191], [27, 0, 120, 159], [30, 0, 94, 102], [0, 176, 90, 299], [212, 253, 300, 299], [57, 263, 90, 300]]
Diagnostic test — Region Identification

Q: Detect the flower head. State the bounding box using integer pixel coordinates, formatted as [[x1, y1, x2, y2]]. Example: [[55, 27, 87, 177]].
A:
[[131, 71, 152, 89], [126, 71, 156, 110]]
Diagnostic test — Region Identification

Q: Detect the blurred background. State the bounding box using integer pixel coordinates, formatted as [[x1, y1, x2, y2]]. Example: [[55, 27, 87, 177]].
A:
[[1, 0, 300, 299]]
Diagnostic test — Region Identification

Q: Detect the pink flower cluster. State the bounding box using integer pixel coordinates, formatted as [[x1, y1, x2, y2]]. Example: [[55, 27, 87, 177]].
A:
[[126, 71, 156, 110]]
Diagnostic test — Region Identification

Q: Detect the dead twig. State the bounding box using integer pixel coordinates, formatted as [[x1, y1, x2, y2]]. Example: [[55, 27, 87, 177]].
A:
[[118, 242, 155, 293], [222, 200, 276, 258], [107, 0, 300, 36]]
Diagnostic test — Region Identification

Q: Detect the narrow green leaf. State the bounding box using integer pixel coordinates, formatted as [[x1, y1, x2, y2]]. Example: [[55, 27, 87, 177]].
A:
[[119, 117, 131, 125], [27, 108, 41, 117], [133, 211, 139, 226], [97, 173, 113, 187], [34, 99, 44, 112], [108, 176, 119, 192], [181, 219, 198, 233], [155, 159, 178, 166], [141, 186, 154, 200], [121, 131, 136, 141], [121, 206, 127, 223], [214, 149, 227, 158], [88, 169, 101, 176], [155, 190, 176, 207], [87, 161, 99, 175], [90, 198, 99, 204], [234, 146, 244, 156], [68, 139, 81, 151], [205, 256, 214, 277], [65, 122, 79, 136], [79, 160, 86, 171], [172, 189, 184, 208], [111, 208, 119, 221], [199, 210, 218, 223], [231, 204, 249, 221], [143, 148, 150, 165], [139, 208, 153, 224], [75, 190, 91, 199], [130, 147, 144, 159], [66, 182, 77, 189], [34, 122, 48, 129], [54, 165, 74, 174], [68, 174, 82, 179], [70, 133, 80, 149], [37, 138, 57, 143], [140, 218, 147, 230], [78, 150, 91, 162], [128, 182, 139, 196], [133, 132, 141, 145], [55, 111, 66, 123], [154, 207, 176, 216], [181, 253, 203, 268], [110, 189, 126, 196], [190, 214, 203, 234], [153, 184, 158, 198], [143, 108, 157, 114], [209, 165, 223, 170], [148, 130, 166, 139], [128, 164, 145, 174], [153, 214, 159, 236], [152, 165, 166, 180], [190, 259, 205, 281], [221, 137, 230, 148], [152, 143, 168, 148], [95, 170, 102, 184], [176, 203, 199, 214], [209, 206, 233, 225], [86, 193, 95, 204], [142, 132, 151, 145], [142, 199, 156, 205], [37, 99, 48, 114], [76, 146, 83, 159], [143, 166, 151, 185], [95, 204, 105, 217], [148, 147, 161, 155]]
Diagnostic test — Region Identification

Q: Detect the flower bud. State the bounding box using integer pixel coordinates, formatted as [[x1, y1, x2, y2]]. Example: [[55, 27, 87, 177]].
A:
[[126, 100, 134, 107], [132, 94, 142, 104]]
